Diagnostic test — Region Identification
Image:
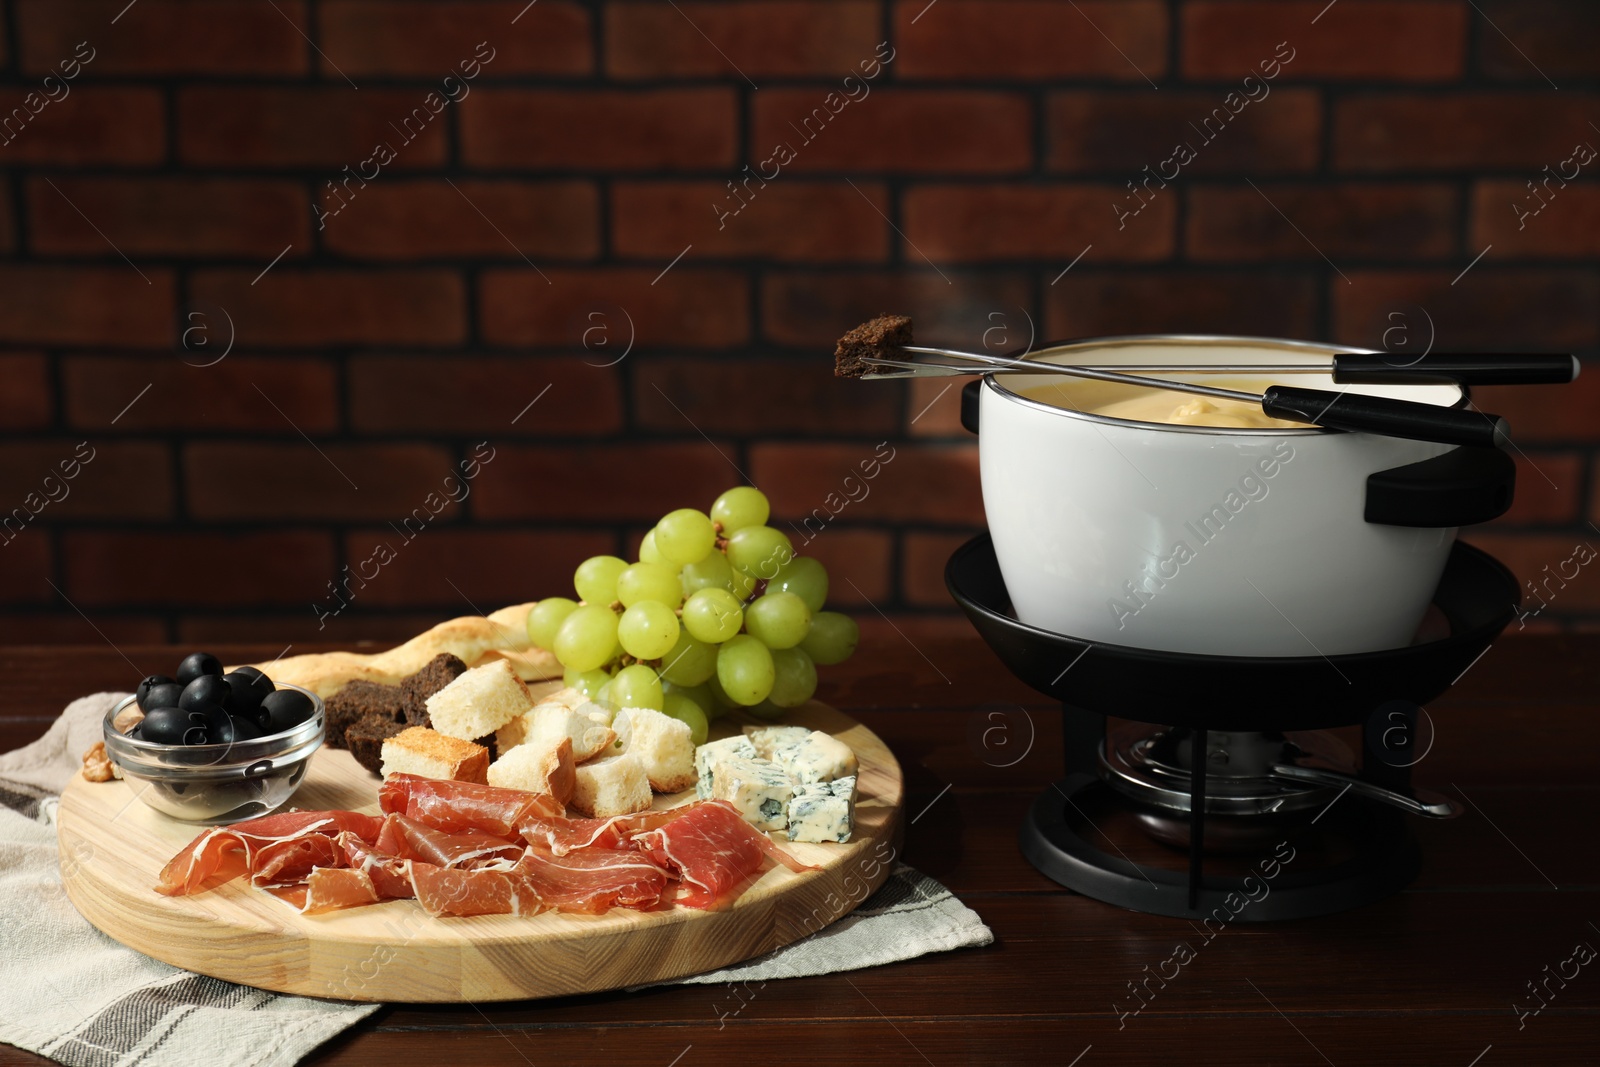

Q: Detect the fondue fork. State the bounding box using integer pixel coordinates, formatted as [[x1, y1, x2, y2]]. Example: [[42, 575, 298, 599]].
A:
[[888, 346, 1579, 386], [856, 351, 1512, 449]]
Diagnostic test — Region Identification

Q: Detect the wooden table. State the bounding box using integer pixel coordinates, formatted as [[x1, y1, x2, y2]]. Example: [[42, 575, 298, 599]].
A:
[[2, 624, 1597, 1065]]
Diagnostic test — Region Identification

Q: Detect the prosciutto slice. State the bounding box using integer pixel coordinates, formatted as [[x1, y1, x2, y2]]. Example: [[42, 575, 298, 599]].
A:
[[301, 868, 382, 914], [634, 800, 818, 910], [380, 774, 562, 838], [408, 861, 540, 918], [156, 809, 384, 896], [511, 846, 670, 913], [374, 813, 523, 869], [517, 809, 681, 856], [249, 833, 342, 888], [338, 833, 415, 900]]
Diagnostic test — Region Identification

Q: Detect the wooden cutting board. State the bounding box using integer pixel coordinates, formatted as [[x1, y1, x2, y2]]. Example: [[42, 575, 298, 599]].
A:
[[56, 701, 902, 1003]]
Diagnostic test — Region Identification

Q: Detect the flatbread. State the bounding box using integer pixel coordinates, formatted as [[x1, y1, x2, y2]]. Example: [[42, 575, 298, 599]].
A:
[[237, 602, 562, 699]]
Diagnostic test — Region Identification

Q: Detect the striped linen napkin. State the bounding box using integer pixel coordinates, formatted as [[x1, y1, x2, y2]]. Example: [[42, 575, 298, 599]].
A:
[[0, 693, 991, 1067]]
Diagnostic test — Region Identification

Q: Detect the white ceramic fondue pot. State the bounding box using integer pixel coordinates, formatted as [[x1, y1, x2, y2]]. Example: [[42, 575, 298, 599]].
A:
[[967, 335, 1516, 658]]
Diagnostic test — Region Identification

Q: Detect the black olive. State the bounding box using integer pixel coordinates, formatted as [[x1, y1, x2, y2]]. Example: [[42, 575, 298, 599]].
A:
[[145, 683, 186, 712], [136, 675, 172, 711], [141, 706, 209, 745], [179, 674, 231, 713], [175, 652, 223, 686], [227, 714, 264, 744], [223, 672, 270, 727], [126, 723, 144, 741], [262, 689, 314, 734], [229, 665, 276, 700]]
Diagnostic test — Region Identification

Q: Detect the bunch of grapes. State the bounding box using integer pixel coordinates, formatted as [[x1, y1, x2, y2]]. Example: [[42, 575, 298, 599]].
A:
[[526, 487, 859, 745]]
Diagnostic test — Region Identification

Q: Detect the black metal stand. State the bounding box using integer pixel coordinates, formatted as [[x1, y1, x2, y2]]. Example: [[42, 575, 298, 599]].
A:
[[949, 532, 1518, 921], [1020, 771, 1421, 922], [1187, 727, 1207, 909]]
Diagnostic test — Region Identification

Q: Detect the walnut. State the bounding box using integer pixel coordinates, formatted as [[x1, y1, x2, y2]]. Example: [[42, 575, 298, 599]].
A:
[[81, 741, 114, 783]]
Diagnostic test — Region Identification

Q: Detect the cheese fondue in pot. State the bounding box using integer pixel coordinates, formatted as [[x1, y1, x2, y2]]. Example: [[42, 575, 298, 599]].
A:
[[1017, 379, 1311, 430]]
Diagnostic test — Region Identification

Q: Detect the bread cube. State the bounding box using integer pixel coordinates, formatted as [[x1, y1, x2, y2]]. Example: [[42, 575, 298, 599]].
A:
[[425, 659, 532, 741], [380, 726, 489, 784], [615, 707, 696, 793], [487, 736, 575, 805], [570, 752, 653, 818], [497, 700, 616, 761]]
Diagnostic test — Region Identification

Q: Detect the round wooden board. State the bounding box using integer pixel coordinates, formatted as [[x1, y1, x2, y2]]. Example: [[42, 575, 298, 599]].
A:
[[57, 701, 903, 1003]]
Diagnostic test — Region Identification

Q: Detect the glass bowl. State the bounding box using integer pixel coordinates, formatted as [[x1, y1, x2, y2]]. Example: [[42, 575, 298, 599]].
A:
[[102, 683, 325, 824]]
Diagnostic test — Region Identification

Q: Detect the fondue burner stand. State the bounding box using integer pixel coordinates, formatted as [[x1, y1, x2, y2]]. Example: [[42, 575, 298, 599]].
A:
[[947, 534, 1520, 921]]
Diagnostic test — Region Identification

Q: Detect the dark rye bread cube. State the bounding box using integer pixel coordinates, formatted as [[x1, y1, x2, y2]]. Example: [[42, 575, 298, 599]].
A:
[[834, 314, 912, 378], [323, 680, 408, 749], [344, 713, 410, 776], [399, 652, 469, 726]]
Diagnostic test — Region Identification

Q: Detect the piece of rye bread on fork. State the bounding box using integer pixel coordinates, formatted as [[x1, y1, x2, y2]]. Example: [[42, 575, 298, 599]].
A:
[[834, 314, 912, 378]]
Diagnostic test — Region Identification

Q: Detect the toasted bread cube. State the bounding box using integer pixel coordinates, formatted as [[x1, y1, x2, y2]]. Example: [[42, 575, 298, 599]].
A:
[[488, 736, 575, 806], [380, 726, 489, 784], [538, 686, 587, 709], [425, 659, 533, 741], [615, 707, 696, 793], [710, 755, 796, 832], [770, 730, 858, 785], [497, 701, 616, 762], [743, 724, 811, 760], [694, 735, 758, 799], [576, 700, 614, 727], [570, 752, 653, 818]]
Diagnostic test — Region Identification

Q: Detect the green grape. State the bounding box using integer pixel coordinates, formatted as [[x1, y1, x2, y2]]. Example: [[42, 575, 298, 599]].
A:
[[683, 587, 744, 643], [746, 699, 786, 721], [617, 601, 680, 660], [769, 646, 818, 707], [610, 663, 664, 711], [726, 525, 794, 581], [617, 561, 683, 608], [595, 678, 616, 710], [744, 591, 811, 650], [638, 528, 663, 564], [663, 679, 712, 706], [711, 486, 770, 534], [574, 555, 628, 606], [680, 551, 734, 597], [659, 628, 717, 686], [527, 597, 578, 649], [564, 666, 611, 698], [731, 567, 758, 601], [655, 508, 717, 566], [553, 604, 620, 672], [704, 672, 739, 716], [716, 634, 774, 706], [801, 611, 859, 665], [772, 556, 829, 614], [661, 691, 710, 746]]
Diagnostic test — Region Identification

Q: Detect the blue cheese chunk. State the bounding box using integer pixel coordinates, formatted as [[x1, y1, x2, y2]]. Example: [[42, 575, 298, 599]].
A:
[[743, 724, 812, 760], [770, 730, 858, 785], [786, 776, 856, 843], [694, 735, 758, 799], [709, 755, 796, 832]]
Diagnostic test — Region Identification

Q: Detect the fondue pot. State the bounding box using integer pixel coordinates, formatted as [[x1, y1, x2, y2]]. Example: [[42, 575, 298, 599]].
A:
[[961, 335, 1517, 657]]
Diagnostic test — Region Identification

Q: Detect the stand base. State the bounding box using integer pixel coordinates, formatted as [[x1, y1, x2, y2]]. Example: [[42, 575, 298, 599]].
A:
[[1021, 774, 1421, 921]]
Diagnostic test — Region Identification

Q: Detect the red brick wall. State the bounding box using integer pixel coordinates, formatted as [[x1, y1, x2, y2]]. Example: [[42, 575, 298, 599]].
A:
[[0, 0, 1596, 645]]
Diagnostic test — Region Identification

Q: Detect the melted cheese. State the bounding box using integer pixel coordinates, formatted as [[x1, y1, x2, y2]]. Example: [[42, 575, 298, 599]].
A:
[[1019, 379, 1310, 429]]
